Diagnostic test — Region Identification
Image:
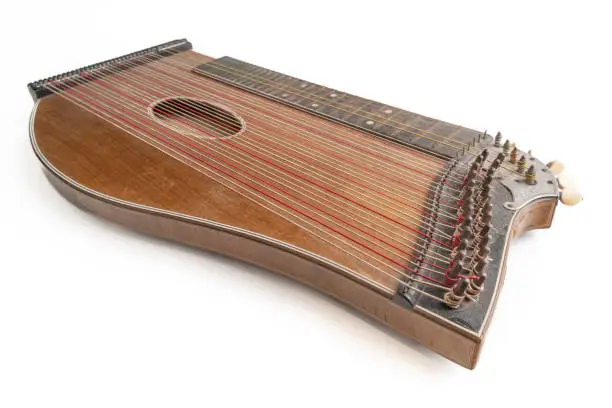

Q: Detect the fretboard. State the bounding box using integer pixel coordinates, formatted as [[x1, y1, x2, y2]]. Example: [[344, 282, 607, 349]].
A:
[[194, 57, 480, 159]]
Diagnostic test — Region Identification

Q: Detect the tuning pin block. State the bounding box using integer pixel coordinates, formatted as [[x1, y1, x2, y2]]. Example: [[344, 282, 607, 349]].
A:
[[494, 132, 502, 148], [445, 278, 470, 308]]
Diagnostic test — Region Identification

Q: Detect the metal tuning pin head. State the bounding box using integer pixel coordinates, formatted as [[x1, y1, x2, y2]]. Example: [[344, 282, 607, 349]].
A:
[[486, 160, 502, 178], [502, 140, 511, 157], [467, 272, 487, 301], [462, 187, 474, 202], [478, 225, 491, 240], [510, 146, 518, 164], [526, 165, 537, 185], [469, 161, 480, 174], [478, 233, 491, 249], [461, 197, 474, 213], [494, 132, 502, 148], [496, 152, 505, 163], [474, 258, 489, 276], [480, 148, 489, 161], [478, 245, 491, 261], [480, 209, 493, 227], [445, 278, 470, 308], [546, 160, 565, 176], [457, 239, 469, 253], [446, 261, 464, 282], [517, 155, 527, 174], [560, 189, 583, 206], [460, 226, 474, 242]]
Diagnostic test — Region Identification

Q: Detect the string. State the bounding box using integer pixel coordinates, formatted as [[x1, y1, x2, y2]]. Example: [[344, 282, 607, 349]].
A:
[[154, 49, 524, 176], [43, 80, 466, 293], [102, 58, 466, 217], [117, 54, 466, 206], [75, 70, 457, 250], [198, 58, 472, 149], [39, 49, 488, 294]]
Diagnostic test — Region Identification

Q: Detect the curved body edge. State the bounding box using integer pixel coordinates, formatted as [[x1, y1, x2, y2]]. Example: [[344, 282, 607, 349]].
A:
[[29, 53, 559, 367]]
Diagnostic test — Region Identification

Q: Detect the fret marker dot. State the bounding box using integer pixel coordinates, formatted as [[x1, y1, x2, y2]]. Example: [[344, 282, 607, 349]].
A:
[[366, 120, 374, 125], [330, 93, 337, 98], [384, 109, 393, 114], [312, 103, 319, 108]]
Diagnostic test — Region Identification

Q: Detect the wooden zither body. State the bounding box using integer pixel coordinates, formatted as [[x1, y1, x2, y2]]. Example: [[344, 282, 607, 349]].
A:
[[28, 39, 570, 368]]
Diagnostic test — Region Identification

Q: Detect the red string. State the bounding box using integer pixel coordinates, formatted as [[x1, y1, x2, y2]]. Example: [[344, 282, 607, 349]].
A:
[[81, 73, 453, 250], [55, 80, 451, 286]]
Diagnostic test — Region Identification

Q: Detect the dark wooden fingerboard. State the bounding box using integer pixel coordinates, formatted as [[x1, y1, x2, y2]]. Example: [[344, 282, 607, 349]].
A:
[[194, 57, 482, 159]]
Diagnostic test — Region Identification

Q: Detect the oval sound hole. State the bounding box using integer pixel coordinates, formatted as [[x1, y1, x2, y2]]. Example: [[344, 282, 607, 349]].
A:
[[151, 97, 243, 139]]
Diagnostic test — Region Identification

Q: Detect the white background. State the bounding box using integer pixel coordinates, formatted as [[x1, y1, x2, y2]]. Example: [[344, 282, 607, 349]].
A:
[[1, 1, 611, 407]]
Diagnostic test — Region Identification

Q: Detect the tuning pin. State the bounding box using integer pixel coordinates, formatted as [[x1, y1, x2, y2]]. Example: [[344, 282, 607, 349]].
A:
[[446, 261, 464, 283], [478, 225, 491, 240], [477, 245, 491, 261], [466, 272, 487, 302], [462, 187, 474, 202], [560, 189, 583, 206], [477, 233, 491, 250], [457, 239, 469, 253], [480, 210, 493, 227], [487, 159, 502, 178], [517, 155, 527, 174], [454, 249, 467, 265], [473, 258, 488, 276], [461, 214, 473, 229], [480, 148, 489, 161], [460, 226, 474, 241], [502, 140, 511, 157], [557, 173, 579, 190], [496, 152, 505, 163], [546, 160, 565, 176], [510, 147, 518, 164], [469, 160, 480, 174], [494, 132, 502, 148], [525, 165, 537, 185], [461, 196, 474, 211], [445, 278, 470, 308]]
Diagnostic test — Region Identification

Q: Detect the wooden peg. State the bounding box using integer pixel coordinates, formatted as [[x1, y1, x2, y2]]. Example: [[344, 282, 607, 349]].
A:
[[546, 160, 565, 176], [560, 190, 583, 206]]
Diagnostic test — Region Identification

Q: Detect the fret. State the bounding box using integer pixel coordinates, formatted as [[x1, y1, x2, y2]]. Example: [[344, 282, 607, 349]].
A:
[[195, 57, 481, 158]]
